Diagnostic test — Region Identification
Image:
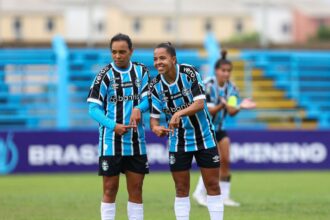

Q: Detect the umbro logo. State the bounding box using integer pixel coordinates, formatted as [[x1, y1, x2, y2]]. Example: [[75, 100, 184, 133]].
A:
[[169, 154, 176, 165], [101, 160, 109, 171], [212, 155, 220, 163]]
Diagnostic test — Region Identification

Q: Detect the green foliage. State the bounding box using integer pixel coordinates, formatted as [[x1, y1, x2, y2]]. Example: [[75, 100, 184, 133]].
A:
[[225, 32, 260, 44], [0, 171, 329, 220], [316, 25, 330, 41]]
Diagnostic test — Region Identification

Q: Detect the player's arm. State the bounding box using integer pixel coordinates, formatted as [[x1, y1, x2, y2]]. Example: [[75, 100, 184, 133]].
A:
[[150, 117, 170, 137], [204, 79, 225, 116], [149, 82, 170, 137], [207, 102, 225, 116], [169, 99, 204, 130], [223, 96, 256, 116], [130, 66, 150, 126], [88, 103, 134, 135], [169, 71, 206, 129]]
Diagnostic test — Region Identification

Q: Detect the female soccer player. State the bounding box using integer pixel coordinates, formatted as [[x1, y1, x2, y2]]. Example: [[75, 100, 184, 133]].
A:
[[87, 33, 150, 220], [193, 50, 256, 207], [149, 42, 224, 220]]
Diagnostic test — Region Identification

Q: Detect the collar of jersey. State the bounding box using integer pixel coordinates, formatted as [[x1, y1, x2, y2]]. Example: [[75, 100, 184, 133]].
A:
[[161, 64, 180, 87], [111, 61, 132, 73], [218, 81, 227, 90]]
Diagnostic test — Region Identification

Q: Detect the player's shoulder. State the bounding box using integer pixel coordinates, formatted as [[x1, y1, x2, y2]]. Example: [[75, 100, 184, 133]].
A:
[[132, 61, 148, 70], [179, 63, 200, 82], [228, 80, 238, 90], [179, 63, 198, 74], [93, 64, 113, 85], [227, 80, 240, 94], [97, 64, 113, 75], [203, 76, 216, 85], [149, 75, 162, 89]]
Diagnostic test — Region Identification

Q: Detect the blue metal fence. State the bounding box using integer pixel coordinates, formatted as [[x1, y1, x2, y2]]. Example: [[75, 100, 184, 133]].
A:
[[1, 37, 330, 130], [241, 50, 330, 128]]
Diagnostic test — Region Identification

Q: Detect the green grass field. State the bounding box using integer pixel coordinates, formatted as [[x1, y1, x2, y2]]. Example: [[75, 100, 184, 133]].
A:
[[0, 171, 329, 220]]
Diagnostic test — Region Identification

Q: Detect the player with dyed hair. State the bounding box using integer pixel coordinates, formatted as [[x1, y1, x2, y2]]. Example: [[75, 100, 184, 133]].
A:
[[87, 33, 150, 220], [149, 42, 224, 220], [193, 50, 256, 207]]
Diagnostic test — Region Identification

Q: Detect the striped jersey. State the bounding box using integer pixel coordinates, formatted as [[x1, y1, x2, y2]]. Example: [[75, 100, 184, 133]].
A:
[[204, 77, 240, 131], [87, 61, 149, 156], [149, 64, 216, 152]]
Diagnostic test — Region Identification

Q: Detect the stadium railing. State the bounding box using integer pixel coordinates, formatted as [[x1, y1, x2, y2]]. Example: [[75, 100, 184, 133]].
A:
[[1, 36, 329, 130], [241, 50, 330, 128]]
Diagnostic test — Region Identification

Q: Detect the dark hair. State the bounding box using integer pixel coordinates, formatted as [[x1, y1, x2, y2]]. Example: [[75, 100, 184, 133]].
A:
[[155, 42, 176, 57], [109, 33, 133, 50], [214, 50, 232, 69]]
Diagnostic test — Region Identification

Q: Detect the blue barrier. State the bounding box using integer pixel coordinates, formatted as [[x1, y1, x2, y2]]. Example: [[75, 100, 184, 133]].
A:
[[1, 37, 330, 130], [241, 50, 330, 128], [1, 130, 329, 174]]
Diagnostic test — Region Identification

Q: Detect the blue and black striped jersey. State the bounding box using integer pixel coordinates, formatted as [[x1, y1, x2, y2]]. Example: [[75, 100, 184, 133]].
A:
[[204, 77, 240, 131], [87, 61, 149, 156], [150, 64, 216, 152]]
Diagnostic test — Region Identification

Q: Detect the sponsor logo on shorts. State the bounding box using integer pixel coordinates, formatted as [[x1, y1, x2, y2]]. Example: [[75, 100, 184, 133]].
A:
[[169, 154, 176, 165], [212, 155, 220, 163], [145, 162, 149, 169], [101, 160, 109, 171]]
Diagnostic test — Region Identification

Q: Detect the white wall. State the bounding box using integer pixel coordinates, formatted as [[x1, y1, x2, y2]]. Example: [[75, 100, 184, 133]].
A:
[[248, 5, 294, 44]]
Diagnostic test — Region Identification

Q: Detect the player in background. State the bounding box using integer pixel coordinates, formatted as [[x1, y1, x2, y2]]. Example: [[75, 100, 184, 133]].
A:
[[193, 50, 256, 207], [87, 33, 150, 220], [149, 42, 224, 220]]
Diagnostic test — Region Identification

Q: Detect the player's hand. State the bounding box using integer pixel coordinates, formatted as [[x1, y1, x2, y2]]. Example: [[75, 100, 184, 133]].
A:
[[152, 125, 171, 137], [220, 97, 227, 106], [114, 124, 136, 135], [168, 113, 181, 135], [239, 98, 256, 109], [130, 107, 141, 132]]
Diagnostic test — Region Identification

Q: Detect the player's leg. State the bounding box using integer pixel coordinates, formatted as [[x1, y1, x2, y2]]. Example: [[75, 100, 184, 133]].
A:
[[196, 147, 224, 220], [193, 130, 223, 206], [219, 136, 240, 207], [169, 152, 193, 220], [99, 156, 122, 220], [124, 155, 149, 220]]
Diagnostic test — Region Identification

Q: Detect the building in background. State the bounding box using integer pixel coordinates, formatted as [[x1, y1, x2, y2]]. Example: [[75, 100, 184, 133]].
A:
[[0, 0, 254, 46], [293, 1, 330, 43], [0, 0, 329, 46]]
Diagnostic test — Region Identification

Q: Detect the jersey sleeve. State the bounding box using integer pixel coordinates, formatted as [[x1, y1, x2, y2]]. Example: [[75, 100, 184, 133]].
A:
[[204, 80, 217, 108], [136, 65, 150, 113], [87, 66, 111, 106], [191, 71, 206, 101], [88, 102, 116, 131], [149, 80, 163, 119]]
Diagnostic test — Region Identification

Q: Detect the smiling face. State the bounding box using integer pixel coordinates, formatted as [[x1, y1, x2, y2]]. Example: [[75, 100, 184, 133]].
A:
[[111, 40, 133, 69], [216, 63, 232, 85], [153, 47, 176, 75]]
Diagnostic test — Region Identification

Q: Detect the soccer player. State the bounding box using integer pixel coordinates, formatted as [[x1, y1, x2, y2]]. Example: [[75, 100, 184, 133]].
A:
[[193, 50, 256, 207], [149, 42, 224, 220], [87, 33, 150, 220]]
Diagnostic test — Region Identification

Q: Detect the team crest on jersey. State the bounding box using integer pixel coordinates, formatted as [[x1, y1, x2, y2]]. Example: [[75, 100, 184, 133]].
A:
[[182, 88, 190, 96], [101, 160, 109, 171], [162, 95, 169, 102], [169, 154, 176, 165], [212, 155, 220, 163], [134, 79, 141, 88]]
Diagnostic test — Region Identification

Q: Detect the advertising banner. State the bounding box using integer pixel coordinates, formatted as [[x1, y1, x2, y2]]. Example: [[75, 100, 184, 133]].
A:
[[0, 130, 329, 174]]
